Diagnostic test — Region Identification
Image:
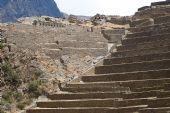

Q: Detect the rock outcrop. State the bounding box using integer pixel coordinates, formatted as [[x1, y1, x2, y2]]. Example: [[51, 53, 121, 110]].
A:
[[0, 0, 63, 23]]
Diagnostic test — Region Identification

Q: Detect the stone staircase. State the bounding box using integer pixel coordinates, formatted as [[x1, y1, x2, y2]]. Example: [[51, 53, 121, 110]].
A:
[[27, 22, 170, 113], [27, 2, 170, 113], [133, 0, 170, 20]]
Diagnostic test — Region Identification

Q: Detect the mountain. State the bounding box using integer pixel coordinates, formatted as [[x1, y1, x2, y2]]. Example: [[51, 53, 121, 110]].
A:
[[0, 0, 63, 23]]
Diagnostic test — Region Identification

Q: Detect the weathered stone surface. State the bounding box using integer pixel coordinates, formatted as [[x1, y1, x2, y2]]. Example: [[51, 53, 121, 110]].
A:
[[138, 6, 150, 11], [151, 1, 170, 6], [0, 0, 63, 23], [102, 29, 125, 35], [108, 16, 131, 25], [95, 59, 170, 74], [154, 15, 170, 24], [133, 7, 170, 20], [91, 14, 107, 25], [104, 52, 170, 65], [128, 22, 170, 33], [130, 18, 154, 27], [26, 1, 170, 113]]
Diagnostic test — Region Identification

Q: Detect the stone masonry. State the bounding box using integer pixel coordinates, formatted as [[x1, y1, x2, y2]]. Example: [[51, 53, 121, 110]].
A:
[[27, 1, 170, 113], [5, 23, 108, 59]]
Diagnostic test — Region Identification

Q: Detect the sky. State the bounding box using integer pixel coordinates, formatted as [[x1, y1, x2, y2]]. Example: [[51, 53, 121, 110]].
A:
[[55, 0, 162, 16]]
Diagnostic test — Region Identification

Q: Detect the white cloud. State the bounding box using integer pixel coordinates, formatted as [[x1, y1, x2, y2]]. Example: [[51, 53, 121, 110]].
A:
[[55, 0, 163, 16]]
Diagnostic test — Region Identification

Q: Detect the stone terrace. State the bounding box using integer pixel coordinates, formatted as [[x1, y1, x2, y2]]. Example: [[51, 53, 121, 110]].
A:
[[27, 0, 170, 113], [133, 0, 170, 20], [5, 23, 108, 58]]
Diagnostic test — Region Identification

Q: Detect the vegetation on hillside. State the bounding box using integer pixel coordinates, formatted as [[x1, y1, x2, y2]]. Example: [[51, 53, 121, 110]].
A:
[[0, 36, 47, 112]]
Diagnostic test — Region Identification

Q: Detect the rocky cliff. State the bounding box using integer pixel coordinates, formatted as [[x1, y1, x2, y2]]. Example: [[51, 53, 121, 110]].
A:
[[0, 0, 62, 23]]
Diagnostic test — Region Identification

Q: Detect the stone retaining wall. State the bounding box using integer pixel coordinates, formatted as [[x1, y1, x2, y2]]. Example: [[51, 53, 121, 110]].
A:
[[33, 20, 66, 27]]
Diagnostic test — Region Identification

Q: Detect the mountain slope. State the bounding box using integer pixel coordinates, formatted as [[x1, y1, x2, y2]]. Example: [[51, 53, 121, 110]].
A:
[[0, 0, 63, 23]]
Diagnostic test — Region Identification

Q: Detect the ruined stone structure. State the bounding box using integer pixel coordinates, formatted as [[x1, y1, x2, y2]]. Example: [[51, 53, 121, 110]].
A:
[[133, 0, 170, 20], [91, 14, 107, 25], [6, 23, 108, 59], [27, 1, 170, 113], [33, 20, 66, 27], [102, 28, 126, 52], [108, 16, 131, 25], [41, 26, 108, 59]]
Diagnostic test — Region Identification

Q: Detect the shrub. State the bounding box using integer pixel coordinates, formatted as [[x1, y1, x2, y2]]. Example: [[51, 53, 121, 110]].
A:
[[0, 80, 5, 87], [28, 80, 43, 98], [0, 38, 5, 49], [0, 42, 3, 49], [14, 92, 24, 102], [2, 63, 21, 88], [2, 90, 13, 103], [33, 69, 43, 78], [0, 109, 5, 113], [17, 98, 31, 110]]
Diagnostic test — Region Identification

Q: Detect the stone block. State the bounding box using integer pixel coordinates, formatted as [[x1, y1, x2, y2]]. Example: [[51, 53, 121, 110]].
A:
[[130, 18, 151, 27], [138, 6, 150, 11], [154, 15, 170, 24], [151, 1, 170, 6]]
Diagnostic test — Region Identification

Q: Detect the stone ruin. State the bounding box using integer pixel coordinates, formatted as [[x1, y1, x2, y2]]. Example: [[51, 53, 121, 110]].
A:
[[26, 0, 170, 113], [68, 15, 83, 24], [133, 0, 170, 20], [90, 14, 107, 25], [107, 16, 131, 25], [33, 20, 66, 27]]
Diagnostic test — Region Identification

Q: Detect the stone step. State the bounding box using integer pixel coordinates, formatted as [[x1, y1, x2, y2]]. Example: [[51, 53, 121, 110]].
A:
[[133, 5, 170, 20], [139, 107, 170, 113], [104, 52, 170, 65], [127, 97, 170, 108], [27, 105, 147, 113], [102, 29, 125, 35], [128, 22, 170, 33], [36, 98, 148, 108], [124, 91, 170, 99], [151, 1, 170, 6], [58, 41, 107, 48], [126, 28, 170, 39], [95, 59, 170, 74], [117, 40, 170, 51], [163, 83, 170, 91], [66, 78, 170, 91], [112, 45, 170, 58], [62, 85, 164, 93], [146, 97, 170, 108], [155, 15, 170, 24], [61, 86, 130, 93], [36, 97, 170, 109], [48, 90, 170, 100], [82, 69, 170, 82], [122, 33, 170, 45], [132, 86, 164, 92], [64, 36, 107, 42], [61, 47, 107, 57], [48, 92, 126, 100], [130, 18, 152, 27]]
